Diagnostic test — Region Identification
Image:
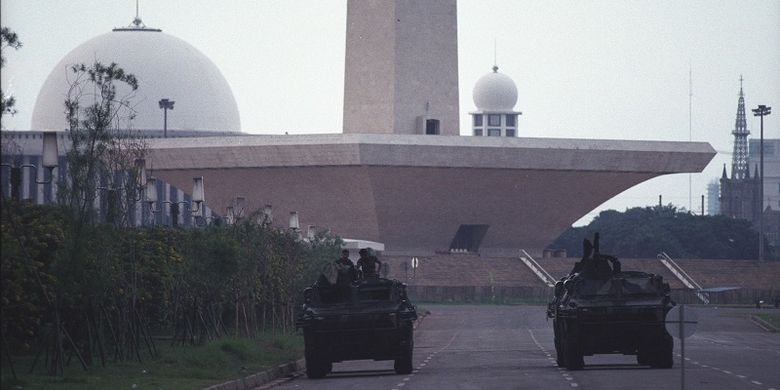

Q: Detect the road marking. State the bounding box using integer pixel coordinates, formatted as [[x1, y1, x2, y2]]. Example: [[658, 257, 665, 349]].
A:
[[724, 370, 732, 374], [751, 381, 762, 385], [528, 329, 579, 389], [738, 375, 747, 379], [403, 377, 410, 381]]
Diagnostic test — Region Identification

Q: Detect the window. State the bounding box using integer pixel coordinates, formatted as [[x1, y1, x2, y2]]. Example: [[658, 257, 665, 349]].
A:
[[473, 115, 483, 127], [449, 224, 489, 252], [488, 128, 501, 137], [506, 129, 515, 137], [488, 114, 501, 126], [505, 114, 515, 127], [425, 119, 440, 135], [474, 129, 483, 136]]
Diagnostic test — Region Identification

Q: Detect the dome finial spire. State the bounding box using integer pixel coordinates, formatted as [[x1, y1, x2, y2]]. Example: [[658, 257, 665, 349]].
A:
[[115, 0, 161, 31], [493, 39, 498, 73], [131, 0, 145, 28]]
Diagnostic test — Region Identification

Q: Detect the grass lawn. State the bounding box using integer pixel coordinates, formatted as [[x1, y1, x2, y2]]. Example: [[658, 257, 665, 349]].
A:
[[755, 313, 780, 329], [1, 333, 303, 390]]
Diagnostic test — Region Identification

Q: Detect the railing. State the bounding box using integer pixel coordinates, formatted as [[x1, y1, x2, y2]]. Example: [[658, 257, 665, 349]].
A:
[[519, 249, 556, 287], [657, 252, 709, 304]]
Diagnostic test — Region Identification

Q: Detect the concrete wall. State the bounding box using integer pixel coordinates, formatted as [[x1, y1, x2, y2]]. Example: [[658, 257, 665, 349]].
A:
[[156, 165, 655, 254], [343, 0, 460, 135], [148, 133, 715, 253]]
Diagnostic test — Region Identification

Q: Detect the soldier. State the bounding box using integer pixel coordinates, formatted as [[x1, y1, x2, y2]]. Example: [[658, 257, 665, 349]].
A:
[[587, 233, 614, 279], [319, 249, 357, 301], [570, 239, 593, 275], [356, 248, 382, 279], [335, 249, 357, 285]]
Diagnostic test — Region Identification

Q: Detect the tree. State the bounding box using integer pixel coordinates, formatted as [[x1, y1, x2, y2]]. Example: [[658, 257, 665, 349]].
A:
[[548, 205, 769, 260], [1, 27, 23, 118], [60, 61, 145, 226]]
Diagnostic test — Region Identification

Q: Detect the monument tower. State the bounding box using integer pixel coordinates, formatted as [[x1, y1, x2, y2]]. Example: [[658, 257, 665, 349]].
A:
[[342, 0, 460, 136]]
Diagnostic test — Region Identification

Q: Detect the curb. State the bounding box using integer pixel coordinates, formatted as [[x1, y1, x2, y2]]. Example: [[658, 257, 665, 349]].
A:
[[749, 315, 778, 333], [204, 310, 431, 390], [202, 358, 305, 390]]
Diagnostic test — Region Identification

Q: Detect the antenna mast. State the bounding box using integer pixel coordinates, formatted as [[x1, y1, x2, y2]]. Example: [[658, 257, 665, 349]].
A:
[[688, 62, 693, 212]]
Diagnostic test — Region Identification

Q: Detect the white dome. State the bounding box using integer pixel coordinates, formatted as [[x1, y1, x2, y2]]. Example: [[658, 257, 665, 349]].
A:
[[31, 28, 240, 132], [472, 66, 518, 111]]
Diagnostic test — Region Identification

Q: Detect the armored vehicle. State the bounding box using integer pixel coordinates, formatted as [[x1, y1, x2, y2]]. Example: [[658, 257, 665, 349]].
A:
[[297, 277, 417, 378], [547, 234, 675, 370]]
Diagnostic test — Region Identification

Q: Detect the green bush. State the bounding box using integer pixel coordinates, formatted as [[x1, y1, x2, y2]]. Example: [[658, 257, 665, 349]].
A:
[[1, 200, 339, 377]]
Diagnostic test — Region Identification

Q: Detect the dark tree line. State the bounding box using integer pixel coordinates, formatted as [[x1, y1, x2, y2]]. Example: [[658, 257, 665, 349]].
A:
[[548, 205, 773, 260]]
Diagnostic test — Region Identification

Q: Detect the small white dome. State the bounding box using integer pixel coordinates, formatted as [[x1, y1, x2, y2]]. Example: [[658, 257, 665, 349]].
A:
[[472, 66, 518, 111], [32, 27, 240, 132]]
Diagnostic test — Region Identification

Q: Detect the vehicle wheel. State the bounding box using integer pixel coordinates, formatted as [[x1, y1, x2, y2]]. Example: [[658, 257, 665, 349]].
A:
[[394, 341, 414, 374], [563, 341, 584, 370], [636, 351, 649, 366], [636, 344, 649, 365], [305, 357, 329, 379], [553, 320, 564, 367], [649, 336, 673, 369], [562, 320, 584, 370]]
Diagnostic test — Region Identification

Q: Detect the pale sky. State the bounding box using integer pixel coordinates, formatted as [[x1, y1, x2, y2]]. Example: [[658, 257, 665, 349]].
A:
[[2, 0, 779, 225]]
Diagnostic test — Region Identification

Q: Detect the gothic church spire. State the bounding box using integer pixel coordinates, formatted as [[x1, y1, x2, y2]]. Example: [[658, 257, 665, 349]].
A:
[[730, 75, 750, 179]]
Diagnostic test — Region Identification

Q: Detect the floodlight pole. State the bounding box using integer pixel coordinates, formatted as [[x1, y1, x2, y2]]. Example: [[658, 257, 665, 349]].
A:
[[158, 98, 175, 138], [680, 304, 685, 390], [752, 105, 771, 261]]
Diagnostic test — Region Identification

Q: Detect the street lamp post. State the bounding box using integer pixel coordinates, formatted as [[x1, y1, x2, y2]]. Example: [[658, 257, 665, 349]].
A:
[[158, 98, 175, 138], [1, 131, 59, 200], [146, 175, 205, 226], [751, 104, 771, 261], [97, 158, 148, 225]]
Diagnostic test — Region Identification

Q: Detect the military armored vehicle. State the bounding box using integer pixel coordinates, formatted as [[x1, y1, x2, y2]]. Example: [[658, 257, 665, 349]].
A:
[[297, 277, 417, 379], [547, 234, 675, 370]]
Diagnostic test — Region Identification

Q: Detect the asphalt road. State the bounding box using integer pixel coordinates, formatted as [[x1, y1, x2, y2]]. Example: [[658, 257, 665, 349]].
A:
[[269, 305, 780, 390]]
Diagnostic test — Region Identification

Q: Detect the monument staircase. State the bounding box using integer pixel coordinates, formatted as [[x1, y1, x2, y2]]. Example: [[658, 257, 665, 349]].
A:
[[518, 250, 556, 287], [658, 252, 709, 303]]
